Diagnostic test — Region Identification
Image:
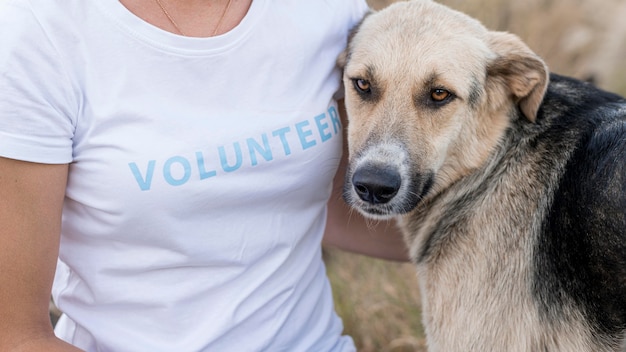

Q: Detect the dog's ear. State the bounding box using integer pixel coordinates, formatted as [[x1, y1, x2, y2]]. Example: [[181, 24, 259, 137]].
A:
[[337, 47, 349, 70], [486, 31, 549, 123], [337, 10, 375, 70]]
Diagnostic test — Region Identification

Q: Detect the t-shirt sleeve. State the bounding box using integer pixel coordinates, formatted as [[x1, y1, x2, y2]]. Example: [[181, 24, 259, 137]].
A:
[[332, 0, 370, 101], [0, 0, 77, 164], [352, 0, 371, 21]]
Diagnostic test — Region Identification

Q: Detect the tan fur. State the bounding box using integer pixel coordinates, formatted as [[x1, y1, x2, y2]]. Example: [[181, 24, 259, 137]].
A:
[[342, 1, 547, 201], [340, 1, 617, 350], [402, 165, 597, 351]]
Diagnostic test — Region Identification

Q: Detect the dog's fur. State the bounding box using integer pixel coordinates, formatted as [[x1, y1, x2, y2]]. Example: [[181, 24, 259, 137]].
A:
[[339, 1, 626, 350]]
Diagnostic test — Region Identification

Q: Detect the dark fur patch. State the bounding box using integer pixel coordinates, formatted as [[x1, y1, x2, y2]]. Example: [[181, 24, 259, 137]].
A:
[[467, 77, 483, 109], [533, 76, 626, 340]]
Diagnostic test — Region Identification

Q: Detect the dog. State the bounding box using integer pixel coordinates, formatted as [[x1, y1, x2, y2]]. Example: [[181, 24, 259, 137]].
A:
[[338, 1, 626, 350]]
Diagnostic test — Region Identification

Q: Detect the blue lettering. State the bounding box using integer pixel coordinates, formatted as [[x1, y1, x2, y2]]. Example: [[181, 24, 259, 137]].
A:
[[314, 113, 332, 142], [247, 134, 273, 166], [328, 106, 341, 134], [129, 109, 342, 190], [272, 126, 292, 156], [219, 142, 243, 172], [163, 156, 191, 186], [196, 151, 217, 180], [295, 120, 317, 150], [129, 161, 156, 191]]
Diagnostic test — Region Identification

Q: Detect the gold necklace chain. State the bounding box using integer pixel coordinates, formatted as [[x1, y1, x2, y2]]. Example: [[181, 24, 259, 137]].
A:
[[212, 0, 233, 36], [154, 0, 184, 35], [154, 0, 234, 37]]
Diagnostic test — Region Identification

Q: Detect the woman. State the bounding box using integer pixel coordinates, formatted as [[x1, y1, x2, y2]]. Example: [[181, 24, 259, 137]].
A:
[[0, 0, 407, 350]]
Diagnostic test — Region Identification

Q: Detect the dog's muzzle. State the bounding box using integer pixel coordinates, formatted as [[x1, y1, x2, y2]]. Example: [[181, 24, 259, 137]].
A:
[[344, 143, 433, 218], [351, 164, 401, 205]]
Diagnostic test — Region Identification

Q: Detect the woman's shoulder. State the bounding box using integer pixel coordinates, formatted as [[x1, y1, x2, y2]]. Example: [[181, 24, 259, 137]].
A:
[[0, 0, 90, 46], [0, 0, 77, 23]]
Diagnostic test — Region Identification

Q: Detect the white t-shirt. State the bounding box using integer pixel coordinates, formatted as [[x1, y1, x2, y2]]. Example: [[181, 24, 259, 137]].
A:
[[0, 0, 368, 350]]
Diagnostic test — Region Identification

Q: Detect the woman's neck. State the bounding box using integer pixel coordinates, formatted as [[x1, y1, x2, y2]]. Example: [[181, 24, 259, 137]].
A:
[[119, 0, 252, 37]]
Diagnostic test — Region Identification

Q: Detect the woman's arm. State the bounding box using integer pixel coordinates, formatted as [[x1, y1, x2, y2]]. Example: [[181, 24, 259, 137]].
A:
[[322, 101, 410, 262], [0, 157, 82, 351]]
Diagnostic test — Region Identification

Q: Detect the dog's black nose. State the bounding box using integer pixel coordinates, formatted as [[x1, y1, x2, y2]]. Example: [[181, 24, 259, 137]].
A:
[[352, 165, 401, 204]]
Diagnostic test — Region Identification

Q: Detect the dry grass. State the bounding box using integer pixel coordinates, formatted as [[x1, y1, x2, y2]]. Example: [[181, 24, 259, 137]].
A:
[[327, 0, 626, 351], [324, 248, 426, 352]]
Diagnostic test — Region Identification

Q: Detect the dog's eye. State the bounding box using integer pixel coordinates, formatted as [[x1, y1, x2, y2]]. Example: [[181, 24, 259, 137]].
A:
[[431, 89, 451, 102], [353, 79, 371, 94]]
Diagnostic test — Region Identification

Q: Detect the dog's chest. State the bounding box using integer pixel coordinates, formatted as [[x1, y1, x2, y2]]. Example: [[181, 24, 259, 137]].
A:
[[399, 172, 597, 350], [401, 190, 540, 349]]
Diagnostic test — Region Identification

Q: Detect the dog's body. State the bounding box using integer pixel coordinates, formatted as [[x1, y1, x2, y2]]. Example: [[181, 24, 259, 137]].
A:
[[339, 1, 626, 351], [401, 73, 626, 351]]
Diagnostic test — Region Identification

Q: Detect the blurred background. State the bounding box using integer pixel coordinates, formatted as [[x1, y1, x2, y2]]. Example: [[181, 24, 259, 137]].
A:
[[325, 0, 626, 351]]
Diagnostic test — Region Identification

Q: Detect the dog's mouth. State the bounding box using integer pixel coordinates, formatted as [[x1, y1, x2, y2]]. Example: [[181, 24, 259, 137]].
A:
[[343, 161, 434, 219]]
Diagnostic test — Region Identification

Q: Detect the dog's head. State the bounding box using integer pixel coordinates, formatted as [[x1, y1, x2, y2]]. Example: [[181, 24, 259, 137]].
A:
[[340, 0, 548, 219]]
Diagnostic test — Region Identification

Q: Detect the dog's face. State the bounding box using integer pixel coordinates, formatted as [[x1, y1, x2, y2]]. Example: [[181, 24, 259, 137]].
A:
[[340, 0, 548, 219]]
